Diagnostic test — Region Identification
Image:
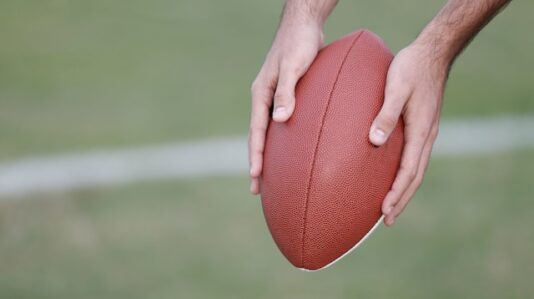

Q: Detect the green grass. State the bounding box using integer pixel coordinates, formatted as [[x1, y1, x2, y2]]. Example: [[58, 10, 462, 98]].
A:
[[0, 1, 533, 298], [0, 151, 533, 299], [0, 0, 533, 160]]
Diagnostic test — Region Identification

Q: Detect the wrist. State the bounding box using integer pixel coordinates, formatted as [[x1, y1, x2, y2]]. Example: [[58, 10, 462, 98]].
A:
[[403, 40, 451, 80], [281, 0, 337, 28], [280, 10, 325, 30], [275, 11, 325, 47], [411, 26, 456, 72]]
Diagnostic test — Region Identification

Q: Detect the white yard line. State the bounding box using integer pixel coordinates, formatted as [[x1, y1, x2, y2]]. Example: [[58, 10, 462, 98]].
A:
[[1, 116, 534, 199]]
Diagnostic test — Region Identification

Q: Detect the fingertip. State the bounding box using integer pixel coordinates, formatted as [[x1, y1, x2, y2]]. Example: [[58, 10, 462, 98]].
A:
[[369, 127, 387, 146], [384, 216, 395, 227], [272, 106, 292, 122], [250, 179, 260, 195]]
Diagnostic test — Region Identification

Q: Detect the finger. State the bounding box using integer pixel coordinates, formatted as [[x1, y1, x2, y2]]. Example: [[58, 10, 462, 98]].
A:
[[272, 63, 301, 122], [381, 122, 431, 224], [369, 78, 412, 146], [385, 124, 438, 225], [249, 80, 275, 181], [250, 177, 260, 195]]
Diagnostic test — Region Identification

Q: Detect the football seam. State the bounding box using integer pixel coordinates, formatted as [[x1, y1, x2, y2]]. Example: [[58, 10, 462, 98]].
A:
[[300, 30, 365, 268]]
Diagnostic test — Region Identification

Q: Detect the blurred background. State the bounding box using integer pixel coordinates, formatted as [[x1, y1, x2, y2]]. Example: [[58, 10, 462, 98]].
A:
[[0, 0, 533, 298]]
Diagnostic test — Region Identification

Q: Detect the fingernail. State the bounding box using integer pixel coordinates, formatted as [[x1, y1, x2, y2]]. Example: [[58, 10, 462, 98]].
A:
[[273, 106, 286, 119], [372, 128, 386, 143], [374, 128, 386, 139]]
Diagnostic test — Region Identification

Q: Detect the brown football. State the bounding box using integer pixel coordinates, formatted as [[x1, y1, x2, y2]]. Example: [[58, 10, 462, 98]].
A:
[[260, 30, 404, 271]]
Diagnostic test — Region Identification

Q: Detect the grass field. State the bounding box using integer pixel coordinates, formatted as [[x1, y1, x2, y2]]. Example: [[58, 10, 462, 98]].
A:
[[1, 152, 533, 298], [0, 0, 533, 298], [0, 0, 533, 160]]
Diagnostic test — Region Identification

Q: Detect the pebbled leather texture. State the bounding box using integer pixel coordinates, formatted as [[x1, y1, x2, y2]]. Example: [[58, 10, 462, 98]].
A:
[[260, 30, 404, 270]]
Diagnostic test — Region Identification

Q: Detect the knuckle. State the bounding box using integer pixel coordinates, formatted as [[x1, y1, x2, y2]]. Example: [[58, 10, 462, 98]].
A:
[[280, 63, 300, 76], [251, 78, 275, 99], [250, 81, 263, 95], [419, 127, 430, 140], [280, 57, 304, 72], [408, 169, 417, 181], [413, 174, 424, 187], [251, 89, 272, 105], [385, 80, 410, 97], [400, 165, 417, 180], [429, 126, 439, 141], [388, 190, 402, 204], [252, 147, 264, 156], [273, 91, 293, 104], [378, 113, 398, 129]]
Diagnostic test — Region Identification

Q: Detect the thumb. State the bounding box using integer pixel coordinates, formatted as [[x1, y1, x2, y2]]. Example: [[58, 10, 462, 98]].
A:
[[272, 65, 301, 122], [369, 85, 410, 146]]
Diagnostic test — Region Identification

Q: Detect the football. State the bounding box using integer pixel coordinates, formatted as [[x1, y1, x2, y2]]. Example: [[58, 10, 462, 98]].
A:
[[260, 30, 404, 271]]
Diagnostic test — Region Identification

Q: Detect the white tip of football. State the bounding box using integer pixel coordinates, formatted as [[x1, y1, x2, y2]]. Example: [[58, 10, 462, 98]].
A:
[[298, 215, 384, 272]]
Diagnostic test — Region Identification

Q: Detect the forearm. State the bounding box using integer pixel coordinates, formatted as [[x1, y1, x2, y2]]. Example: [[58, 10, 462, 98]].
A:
[[281, 0, 339, 27], [414, 0, 510, 68]]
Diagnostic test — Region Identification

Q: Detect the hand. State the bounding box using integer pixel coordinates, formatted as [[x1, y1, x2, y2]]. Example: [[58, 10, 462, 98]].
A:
[[249, 19, 324, 194], [369, 42, 450, 226]]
